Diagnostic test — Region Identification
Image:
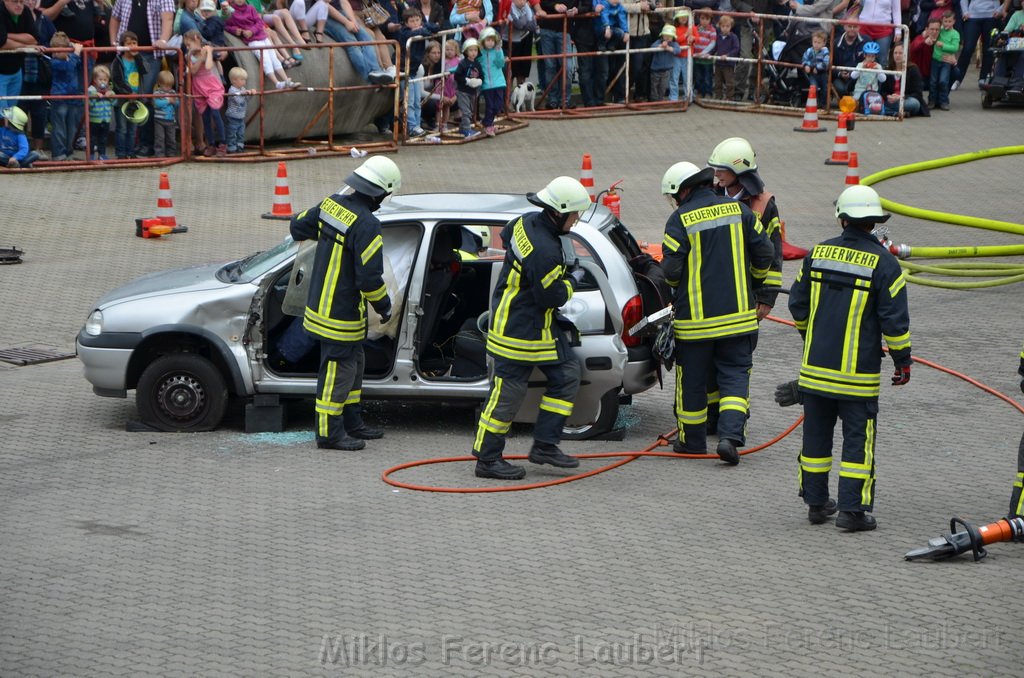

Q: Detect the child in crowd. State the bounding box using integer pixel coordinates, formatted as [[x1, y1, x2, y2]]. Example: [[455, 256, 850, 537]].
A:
[[929, 10, 959, 110], [452, 0, 488, 40], [508, 0, 538, 89], [152, 70, 180, 157], [88, 65, 114, 161], [832, 20, 864, 97], [478, 27, 505, 137], [435, 39, 460, 132], [48, 33, 84, 161], [670, 9, 696, 102], [801, 30, 830, 96], [198, 0, 230, 63], [225, 0, 299, 89], [111, 31, 146, 159], [225, 66, 255, 153], [850, 40, 886, 113], [397, 8, 439, 137], [692, 8, 716, 98], [453, 37, 484, 138], [0, 107, 40, 168], [650, 24, 681, 102], [184, 29, 228, 156], [714, 15, 738, 100], [596, 0, 629, 50]]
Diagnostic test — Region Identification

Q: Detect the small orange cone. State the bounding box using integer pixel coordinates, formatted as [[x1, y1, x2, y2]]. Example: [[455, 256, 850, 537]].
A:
[[824, 115, 850, 165], [580, 153, 596, 202], [262, 161, 295, 220], [845, 152, 861, 185], [794, 85, 827, 133], [156, 172, 180, 227]]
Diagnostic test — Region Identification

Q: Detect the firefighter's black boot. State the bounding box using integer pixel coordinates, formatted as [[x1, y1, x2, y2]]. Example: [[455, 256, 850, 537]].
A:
[[716, 438, 740, 465], [528, 442, 580, 468], [808, 499, 838, 525], [475, 458, 527, 480], [317, 436, 366, 451], [836, 511, 877, 532]]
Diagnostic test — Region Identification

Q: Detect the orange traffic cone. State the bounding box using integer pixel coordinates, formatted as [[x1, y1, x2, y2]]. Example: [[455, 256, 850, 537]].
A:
[[845, 152, 861, 185], [824, 115, 850, 165], [793, 85, 827, 133], [780, 219, 809, 260], [580, 153, 596, 202], [156, 172, 180, 227], [262, 161, 295, 220]]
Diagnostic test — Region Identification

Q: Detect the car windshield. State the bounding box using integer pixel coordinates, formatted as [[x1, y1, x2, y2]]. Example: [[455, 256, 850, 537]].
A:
[[218, 237, 297, 283]]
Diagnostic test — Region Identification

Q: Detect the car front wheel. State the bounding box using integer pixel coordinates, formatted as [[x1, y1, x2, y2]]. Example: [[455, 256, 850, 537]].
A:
[[136, 353, 228, 432]]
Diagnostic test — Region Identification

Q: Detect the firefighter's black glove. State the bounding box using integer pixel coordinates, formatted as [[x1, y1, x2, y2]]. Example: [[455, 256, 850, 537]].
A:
[[379, 310, 392, 325], [891, 364, 911, 386], [774, 380, 802, 407]]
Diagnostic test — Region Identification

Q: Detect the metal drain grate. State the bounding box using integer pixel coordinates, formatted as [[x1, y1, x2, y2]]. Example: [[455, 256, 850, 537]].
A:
[[0, 346, 76, 366]]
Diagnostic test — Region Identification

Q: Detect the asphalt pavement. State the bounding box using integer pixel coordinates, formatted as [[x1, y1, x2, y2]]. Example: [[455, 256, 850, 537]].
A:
[[1, 82, 1023, 677]]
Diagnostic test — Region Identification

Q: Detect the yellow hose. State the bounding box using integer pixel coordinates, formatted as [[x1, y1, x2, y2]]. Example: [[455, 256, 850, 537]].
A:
[[860, 146, 1024, 288]]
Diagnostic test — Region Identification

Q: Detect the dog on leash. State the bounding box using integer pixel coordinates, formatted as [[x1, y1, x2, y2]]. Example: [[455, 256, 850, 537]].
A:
[[511, 81, 537, 112]]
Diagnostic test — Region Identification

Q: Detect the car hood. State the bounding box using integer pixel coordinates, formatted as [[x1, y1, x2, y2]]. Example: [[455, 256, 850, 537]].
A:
[[97, 262, 233, 308]]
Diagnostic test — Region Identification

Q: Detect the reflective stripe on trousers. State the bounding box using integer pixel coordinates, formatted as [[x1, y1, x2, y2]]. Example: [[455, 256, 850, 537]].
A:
[[316, 342, 364, 446], [799, 392, 878, 512], [473, 352, 581, 462]]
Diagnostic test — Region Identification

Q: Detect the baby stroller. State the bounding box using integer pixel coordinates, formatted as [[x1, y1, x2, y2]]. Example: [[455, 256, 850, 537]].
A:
[[982, 33, 1024, 108], [753, 22, 812, 106]]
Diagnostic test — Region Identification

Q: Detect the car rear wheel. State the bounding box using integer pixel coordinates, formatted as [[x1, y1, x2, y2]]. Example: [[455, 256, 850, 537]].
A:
[[562, 389, 619, 441], [137, 353, 228, 432]]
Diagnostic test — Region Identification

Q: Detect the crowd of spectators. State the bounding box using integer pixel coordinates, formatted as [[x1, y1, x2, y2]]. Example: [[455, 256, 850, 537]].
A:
[[2, 0, 1023, 165]]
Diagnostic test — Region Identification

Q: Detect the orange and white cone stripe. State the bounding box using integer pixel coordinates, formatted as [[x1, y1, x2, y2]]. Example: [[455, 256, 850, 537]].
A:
[[824, 116, 850, 165], [845, 152, 861, 185], [580, 153, 596, 202], [794, 85, 827, 133], [156, 172, 178, 227], [262, 162, 296, 220]]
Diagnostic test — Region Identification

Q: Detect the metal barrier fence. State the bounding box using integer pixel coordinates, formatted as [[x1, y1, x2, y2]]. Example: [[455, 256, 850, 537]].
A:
[[1, 38, 400, 172]]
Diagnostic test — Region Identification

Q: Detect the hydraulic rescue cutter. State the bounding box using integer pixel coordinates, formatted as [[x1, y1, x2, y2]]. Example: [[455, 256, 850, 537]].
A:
[[905, 515, 1024, 562]]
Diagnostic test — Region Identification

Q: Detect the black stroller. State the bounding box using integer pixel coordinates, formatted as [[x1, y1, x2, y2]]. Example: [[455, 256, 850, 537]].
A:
[[981, 33, 1024, 108], [753, 21, 813, 107]]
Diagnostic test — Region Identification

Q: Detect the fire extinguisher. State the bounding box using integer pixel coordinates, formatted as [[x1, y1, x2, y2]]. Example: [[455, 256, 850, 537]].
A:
[[600, 180, 624, 219]]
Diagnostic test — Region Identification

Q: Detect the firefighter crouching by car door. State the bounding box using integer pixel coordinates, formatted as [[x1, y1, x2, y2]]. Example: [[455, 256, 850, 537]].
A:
[[289, 156, 400, 451], [471, 176, 593, 481], [703, 136, 785, 434], [782, 185, 911, 532], [660, 161, 775, 465]]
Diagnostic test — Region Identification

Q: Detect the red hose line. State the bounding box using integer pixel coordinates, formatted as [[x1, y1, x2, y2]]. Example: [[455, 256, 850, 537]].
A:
[[381, 315, 1021, 492]]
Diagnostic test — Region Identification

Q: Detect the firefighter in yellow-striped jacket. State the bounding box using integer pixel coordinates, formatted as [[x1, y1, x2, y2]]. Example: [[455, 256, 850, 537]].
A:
[[787, 185, 911, 532], [1010, 342, 1024, 519], [660, 161, 775, 465], [289, 156, 399, 452], [471, 177, 593, 481]]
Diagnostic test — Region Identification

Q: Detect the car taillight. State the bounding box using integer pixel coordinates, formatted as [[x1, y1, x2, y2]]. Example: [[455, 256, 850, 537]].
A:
[[621, 294, 643, 347]]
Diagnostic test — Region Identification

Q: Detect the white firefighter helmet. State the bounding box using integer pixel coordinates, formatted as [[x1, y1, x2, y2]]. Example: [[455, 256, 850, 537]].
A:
[[661, 161, 714, 195], [346, 155, 401, 198], [707, 137, 757, 173], [835, 185, 890, 222], [534, 176, 592, 214]]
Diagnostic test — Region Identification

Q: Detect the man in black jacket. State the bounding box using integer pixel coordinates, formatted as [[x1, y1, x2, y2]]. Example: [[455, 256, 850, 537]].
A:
[[538, 0, 593, 108], [290, 156, 400, 451]]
